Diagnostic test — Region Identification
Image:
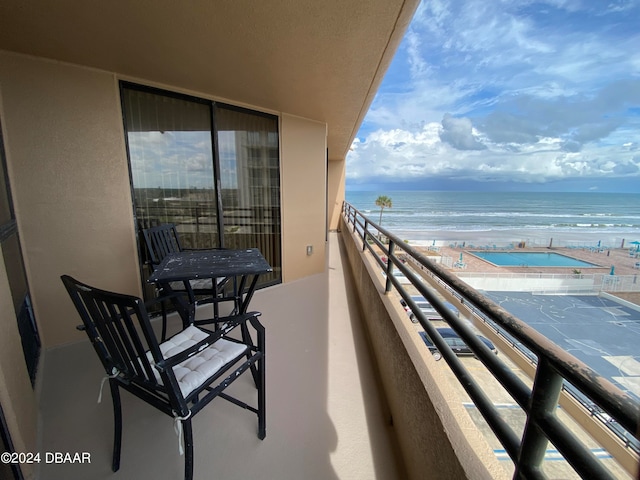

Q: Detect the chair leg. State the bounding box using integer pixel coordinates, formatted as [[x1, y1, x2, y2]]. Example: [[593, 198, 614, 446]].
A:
[[161, 300, 168, 342], [183, 418, 194, 480], [258, 354, 266, 440], [109, 380, 122, 472], [250, 315, 266, 439]]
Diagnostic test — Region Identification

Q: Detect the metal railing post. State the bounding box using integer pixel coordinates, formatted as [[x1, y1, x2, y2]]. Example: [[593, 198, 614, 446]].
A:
[[385, 241, 395, 293], [515, 358, 563, 479], [362, 219, 368, 251]]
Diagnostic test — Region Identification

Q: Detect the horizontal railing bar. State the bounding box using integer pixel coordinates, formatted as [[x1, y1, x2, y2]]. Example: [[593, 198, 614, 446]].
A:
[[371, 247, 526, 459], [351, 210, 524, 460], [421, 314, 523, 461], [424, 264, 640, 454], [398, 248, 534, 409], [535, 410, 619, 480]]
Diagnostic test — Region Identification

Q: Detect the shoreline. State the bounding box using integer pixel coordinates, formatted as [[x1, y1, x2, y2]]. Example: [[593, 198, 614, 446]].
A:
[[393, 228, 638, 249]]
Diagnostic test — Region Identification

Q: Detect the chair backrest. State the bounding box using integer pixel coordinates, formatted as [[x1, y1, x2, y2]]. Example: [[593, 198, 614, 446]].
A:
[[142, 224, 183, 266], [61, 275, 167, 389]]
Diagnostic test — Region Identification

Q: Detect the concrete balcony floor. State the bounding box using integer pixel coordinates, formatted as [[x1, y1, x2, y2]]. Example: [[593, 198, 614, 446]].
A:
[[36, 232, 405, 480]]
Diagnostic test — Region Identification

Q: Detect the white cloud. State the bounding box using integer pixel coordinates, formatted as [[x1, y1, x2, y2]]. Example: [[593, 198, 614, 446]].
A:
[[128, 131, 214, 188], [349, 0, 640, 190], [348, 120, 640, 185], [439, 114, 486, 150]]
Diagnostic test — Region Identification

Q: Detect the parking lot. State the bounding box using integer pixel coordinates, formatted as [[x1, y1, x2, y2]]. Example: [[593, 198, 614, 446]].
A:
[[481, 291, 640, 401]]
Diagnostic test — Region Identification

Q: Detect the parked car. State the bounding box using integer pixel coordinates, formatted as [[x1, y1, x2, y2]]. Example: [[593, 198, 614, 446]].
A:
[[381, 269, 410, 284], [400, 295, 445, 323], [419, 327, 498, 357]]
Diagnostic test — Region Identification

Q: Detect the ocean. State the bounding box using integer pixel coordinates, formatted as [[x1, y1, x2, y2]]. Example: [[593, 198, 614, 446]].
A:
[[344, 191, 640, 248]]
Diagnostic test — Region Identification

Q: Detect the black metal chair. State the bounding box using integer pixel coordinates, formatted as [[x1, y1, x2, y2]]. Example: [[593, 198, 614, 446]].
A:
[[61, 275, 265, 480], [141, 223, 233, 335]]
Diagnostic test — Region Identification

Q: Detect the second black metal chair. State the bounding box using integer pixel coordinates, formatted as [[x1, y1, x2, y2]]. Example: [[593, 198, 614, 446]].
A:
[[142, 223, 233, 335]]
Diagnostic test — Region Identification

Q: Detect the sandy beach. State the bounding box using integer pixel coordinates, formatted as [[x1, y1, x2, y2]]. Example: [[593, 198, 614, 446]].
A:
[[396, 228, 636, 250]]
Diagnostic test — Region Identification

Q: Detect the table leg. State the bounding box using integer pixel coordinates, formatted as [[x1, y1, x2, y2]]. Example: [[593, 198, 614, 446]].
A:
[[238, 274, 261, 387], [159, 282, 195, 328]]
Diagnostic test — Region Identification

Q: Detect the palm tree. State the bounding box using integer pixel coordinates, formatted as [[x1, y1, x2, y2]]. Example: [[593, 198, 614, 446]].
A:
[[375, 195, 392, 227]]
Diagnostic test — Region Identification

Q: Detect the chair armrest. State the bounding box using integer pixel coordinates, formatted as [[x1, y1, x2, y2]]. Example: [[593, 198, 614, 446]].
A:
[[155, 312, 261, 371]]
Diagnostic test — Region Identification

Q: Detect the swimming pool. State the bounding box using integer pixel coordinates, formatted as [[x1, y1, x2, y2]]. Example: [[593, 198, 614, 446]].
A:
[[471, 251, 599, 268]]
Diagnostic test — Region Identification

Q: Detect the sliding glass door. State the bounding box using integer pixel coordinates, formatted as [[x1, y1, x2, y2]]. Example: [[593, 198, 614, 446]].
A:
[[121, 86, 220, 249], [216, 105, 281, 278], [121, 83, 281, 289]]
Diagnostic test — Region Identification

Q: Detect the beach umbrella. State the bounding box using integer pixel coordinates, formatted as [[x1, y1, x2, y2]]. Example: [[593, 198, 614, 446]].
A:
[[459, 252, 464, 262], [631, 240, 640, 252], [597, 240, 601, 248], [610, 265, 615, 275]]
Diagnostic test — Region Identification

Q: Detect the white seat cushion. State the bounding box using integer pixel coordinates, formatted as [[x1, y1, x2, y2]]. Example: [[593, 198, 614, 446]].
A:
[[147, 325, 248, 398]]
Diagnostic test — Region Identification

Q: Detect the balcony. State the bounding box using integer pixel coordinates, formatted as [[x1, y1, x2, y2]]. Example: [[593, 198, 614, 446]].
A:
[[35, 208, 639, 479], [36, 231, 404, 480]]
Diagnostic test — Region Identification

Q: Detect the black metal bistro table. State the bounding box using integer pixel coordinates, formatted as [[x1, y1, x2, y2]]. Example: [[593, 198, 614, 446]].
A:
[[147, 248, 272, 327], [148, 247, 271, 391]]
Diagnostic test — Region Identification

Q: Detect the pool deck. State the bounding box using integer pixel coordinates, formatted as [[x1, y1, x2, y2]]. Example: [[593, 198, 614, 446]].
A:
[[434, 244, 640, 277], [413, 244, 640, 307]]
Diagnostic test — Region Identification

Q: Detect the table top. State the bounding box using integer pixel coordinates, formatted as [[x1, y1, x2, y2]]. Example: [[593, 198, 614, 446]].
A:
[[148, 248, 272, 284]]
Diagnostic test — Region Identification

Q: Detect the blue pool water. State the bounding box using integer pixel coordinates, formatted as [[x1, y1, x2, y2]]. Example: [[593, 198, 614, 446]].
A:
[[471, 251, 599, 268]]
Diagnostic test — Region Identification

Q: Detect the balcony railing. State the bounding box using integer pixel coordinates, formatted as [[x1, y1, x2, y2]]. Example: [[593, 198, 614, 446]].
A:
[[401, 256, 640, 457], [342, 201, 639, 480]]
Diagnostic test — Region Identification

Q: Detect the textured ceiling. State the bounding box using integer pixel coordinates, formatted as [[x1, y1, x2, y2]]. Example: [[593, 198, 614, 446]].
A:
[[0, 0, 419, 160]]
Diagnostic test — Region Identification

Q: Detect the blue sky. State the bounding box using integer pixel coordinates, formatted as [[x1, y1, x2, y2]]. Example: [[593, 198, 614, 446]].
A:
[[347, 0, 640, 193]]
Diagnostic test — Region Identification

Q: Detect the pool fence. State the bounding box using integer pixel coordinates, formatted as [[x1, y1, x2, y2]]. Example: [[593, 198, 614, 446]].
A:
[[408, 254, 640, 294]]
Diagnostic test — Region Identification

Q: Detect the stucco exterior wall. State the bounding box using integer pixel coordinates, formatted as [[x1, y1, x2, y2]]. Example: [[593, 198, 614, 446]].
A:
[[280, 114, 327, 282], [0, 52, 330, 349], [0, 52, 141, 348], [327, 158, 345, 231]]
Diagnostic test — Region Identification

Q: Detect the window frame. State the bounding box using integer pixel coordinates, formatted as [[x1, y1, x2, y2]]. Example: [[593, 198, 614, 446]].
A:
[[0, 115, 41, 386], [119, 81, 282, 295]]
